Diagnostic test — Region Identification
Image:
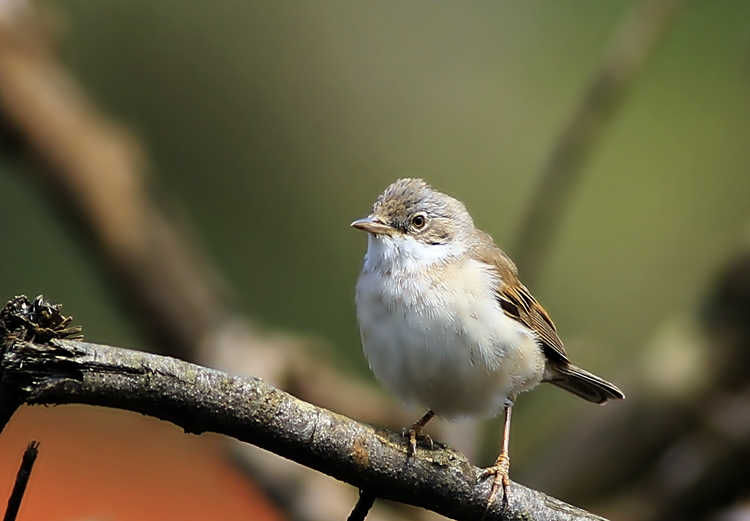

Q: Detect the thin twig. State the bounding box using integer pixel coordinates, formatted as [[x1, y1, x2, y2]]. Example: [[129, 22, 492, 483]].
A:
[[3, 441, 40, 521], [347, 490, 377, 521], [512, 0, 685, 285]]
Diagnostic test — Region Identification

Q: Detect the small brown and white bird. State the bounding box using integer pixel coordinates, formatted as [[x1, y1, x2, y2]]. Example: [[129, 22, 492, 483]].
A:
[[351, 178, 623, 505]]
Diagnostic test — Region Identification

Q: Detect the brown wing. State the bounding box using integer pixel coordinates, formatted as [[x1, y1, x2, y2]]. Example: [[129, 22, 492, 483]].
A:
[[473, 233, 569, 363], [496, 280, 569, 363]]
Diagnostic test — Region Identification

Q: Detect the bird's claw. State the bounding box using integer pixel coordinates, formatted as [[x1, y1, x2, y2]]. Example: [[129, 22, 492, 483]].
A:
[[481, 453, 510, 511], [401, 427, 433, 455]]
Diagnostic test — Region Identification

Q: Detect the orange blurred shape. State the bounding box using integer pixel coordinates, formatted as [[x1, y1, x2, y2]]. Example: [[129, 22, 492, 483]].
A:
[[0, 405, 285, 521]]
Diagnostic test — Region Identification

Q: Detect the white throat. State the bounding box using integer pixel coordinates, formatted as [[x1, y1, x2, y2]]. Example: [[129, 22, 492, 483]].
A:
[[362, 234, 466, 273]]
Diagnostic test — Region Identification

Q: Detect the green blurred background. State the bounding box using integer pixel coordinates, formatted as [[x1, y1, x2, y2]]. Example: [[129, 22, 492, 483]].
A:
[[2, 0, 750, 497]]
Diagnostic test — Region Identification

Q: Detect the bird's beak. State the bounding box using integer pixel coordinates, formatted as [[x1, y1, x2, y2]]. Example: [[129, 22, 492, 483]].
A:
[[350, 216, 393, 235]]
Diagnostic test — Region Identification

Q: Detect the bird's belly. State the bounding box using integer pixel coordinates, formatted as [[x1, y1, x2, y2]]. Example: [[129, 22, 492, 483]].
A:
[[356, 267, 545, 419]]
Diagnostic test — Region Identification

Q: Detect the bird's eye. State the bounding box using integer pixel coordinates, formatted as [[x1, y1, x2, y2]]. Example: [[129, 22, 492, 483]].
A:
[[411, 214, 427, 229]]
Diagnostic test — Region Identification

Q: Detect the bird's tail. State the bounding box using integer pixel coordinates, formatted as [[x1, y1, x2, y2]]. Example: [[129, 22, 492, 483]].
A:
[[548, 364, 624, 404]]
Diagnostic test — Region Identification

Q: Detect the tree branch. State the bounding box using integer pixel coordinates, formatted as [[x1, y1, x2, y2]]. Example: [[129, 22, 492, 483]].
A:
[[0, 335, 606, 521], [511, 0, 684, 285]]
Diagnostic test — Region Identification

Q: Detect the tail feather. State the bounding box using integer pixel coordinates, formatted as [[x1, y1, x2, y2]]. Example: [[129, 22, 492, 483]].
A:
[[549, 364, 624, 404]]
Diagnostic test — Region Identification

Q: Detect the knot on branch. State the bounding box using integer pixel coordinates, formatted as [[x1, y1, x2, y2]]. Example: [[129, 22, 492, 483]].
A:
[[0, 296, 84, 424], [0, 295, 82, 346]]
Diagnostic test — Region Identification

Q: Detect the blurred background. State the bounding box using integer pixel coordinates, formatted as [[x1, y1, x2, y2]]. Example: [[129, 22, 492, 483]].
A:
[[1, 1, 750, 520]]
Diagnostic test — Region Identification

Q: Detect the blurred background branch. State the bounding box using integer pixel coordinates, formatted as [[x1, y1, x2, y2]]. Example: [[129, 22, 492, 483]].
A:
[[480, 0, 685, 468], [0, 4, 411, 521], [512, 0, 685, 285], [520, 249, 750, 521]]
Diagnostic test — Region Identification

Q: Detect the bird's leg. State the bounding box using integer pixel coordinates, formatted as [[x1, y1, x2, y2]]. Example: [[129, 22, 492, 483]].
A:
[[481, 406, 512, 509], [403, 410, 435, 455]]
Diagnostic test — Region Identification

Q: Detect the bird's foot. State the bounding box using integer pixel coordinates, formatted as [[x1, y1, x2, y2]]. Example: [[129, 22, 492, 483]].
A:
[[480, 453, 510, 511], [401, 426, 433, 456]]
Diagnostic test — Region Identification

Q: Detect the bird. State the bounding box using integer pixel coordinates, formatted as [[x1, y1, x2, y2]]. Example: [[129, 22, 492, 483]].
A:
[[351, 178, 624, 507]]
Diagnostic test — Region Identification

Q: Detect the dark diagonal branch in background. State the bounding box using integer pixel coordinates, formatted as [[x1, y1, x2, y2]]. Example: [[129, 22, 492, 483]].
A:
[[0, 0, 396, 418], [479, 0, 686, 468], [3, 441, 39, 521], [0, 334, 607, 521], [0, 7, 411, 521], [512, 0, 684, 285], [519, 249, 750, 521]]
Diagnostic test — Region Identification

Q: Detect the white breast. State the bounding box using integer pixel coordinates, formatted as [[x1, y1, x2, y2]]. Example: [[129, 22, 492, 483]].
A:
[[355, 234, 545, 419]]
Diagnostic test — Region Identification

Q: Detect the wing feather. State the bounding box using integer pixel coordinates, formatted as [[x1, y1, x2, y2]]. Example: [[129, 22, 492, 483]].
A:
[[496, 281, 568, 363], [472, 232, 569, 363]]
